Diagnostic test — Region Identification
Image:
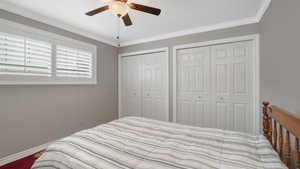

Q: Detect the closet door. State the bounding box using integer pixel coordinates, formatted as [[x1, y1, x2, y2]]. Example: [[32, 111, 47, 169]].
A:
[[176, 47, 211, 127], [211, 41, 253, 133], [141, 52, 169, 121], [121, 56, 142, 117]]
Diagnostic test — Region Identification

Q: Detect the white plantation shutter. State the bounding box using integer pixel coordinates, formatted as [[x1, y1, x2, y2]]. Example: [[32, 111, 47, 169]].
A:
[[25, 39, 52, 76], [0, 19, 97, 84], [0, 33, 25, 75], [0, 32, 52, 76], [56, 46, 93, 78]]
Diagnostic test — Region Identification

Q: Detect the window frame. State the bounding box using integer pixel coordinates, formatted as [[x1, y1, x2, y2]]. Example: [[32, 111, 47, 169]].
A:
[[0, 18, 97, 85]]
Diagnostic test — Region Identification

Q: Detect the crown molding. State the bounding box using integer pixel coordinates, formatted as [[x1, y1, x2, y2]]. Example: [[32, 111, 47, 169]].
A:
[[256, 0, 272, 22], [119, 17, 258, 47], [0, 2, 119, 47]]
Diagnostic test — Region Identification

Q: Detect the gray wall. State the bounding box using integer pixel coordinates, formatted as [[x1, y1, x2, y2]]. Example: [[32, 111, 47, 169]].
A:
[[2, 0, 299, 159], [119, 24, 260, 121], [260, 0, 300, 113], [0, 10, 118, 158]]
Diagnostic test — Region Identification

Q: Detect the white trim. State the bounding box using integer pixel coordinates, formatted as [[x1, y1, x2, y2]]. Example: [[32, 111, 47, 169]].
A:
[[0, 143, 51, 167], [256, 0, 272, 22], [165, 49, 170, 121], [118, 48, 169, 58], [253, 34, 261, 135], [120, 17, 258, 47], [0, 1, 118, 47], [172, 46, 177, 122], [118, 53, 122, 118], [172, 34, 260, 134], [118, 47, 170, 121]]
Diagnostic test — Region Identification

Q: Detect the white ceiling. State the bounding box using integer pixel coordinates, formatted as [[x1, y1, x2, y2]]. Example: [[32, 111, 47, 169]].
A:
[[0, 0, 270, 46]]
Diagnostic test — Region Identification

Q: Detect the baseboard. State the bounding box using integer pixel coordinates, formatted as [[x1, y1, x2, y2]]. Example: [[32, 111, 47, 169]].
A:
[[0, 142, 51, 166]]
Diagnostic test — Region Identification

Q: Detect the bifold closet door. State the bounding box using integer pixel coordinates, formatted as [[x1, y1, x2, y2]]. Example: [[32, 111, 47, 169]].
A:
[[176, 47, 211, 127], [121, 56, 142, 117], [211, 41, 253, 133], [141, 52, 168, 121], [120, 51, 168, 121], [176, 40, 254, 133]]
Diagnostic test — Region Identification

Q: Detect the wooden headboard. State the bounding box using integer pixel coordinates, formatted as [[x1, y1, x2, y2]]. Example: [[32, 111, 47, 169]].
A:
[[263, 102, 300, 169]]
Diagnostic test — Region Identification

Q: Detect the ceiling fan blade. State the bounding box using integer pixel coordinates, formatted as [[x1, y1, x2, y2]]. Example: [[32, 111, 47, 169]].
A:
[[86, 5, 109, 16], [122, 13, 133, 26], [128, 3, 161, 16]]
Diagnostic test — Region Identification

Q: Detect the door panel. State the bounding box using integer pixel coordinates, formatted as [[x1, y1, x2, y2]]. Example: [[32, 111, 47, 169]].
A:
[[195, 100, 210, 127], [121, 56, 141, 117], [141, 52, 168, 121], [211, 41, 253, 133], [233, 63, 247, 95], [216, 102, 233, 130], [216, 63, 230, 95], [176, 47, 211, 127], [233, 103, 250, 133]]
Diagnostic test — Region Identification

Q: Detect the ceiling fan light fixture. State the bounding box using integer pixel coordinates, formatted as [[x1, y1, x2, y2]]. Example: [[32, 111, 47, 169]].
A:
[[109, 1, 129, 17], [86, 0, 161, 27]]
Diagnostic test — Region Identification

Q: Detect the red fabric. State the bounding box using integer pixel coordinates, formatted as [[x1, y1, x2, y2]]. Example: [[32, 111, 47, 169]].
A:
[[0, 151, 42, 169]]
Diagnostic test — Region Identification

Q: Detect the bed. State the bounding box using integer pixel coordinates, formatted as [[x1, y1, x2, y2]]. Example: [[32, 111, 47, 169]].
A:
[[32, 102, 300, 169]]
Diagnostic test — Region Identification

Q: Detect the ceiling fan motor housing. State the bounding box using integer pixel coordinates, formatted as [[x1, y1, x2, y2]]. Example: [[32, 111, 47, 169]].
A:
[[109, 0, 129, 17]]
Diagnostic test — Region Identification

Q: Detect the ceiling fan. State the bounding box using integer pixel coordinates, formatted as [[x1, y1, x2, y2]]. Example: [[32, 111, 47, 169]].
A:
[[85, 0, 161, 26]]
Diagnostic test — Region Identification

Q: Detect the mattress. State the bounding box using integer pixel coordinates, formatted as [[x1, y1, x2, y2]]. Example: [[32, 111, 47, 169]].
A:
[[32, 117, 287, 169]]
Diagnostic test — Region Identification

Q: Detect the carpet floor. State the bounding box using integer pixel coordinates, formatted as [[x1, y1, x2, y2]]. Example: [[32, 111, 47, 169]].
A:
[[0, 151, 43, 169]]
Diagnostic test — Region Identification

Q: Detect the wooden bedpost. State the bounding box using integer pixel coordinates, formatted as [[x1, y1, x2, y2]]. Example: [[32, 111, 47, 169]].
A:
[[261, 102, 300, 169], [273, 121, 278, 152], [285, 131, 291, 168], [263, 102, 272, 143], [279, 125, 284, 160], [296, 138, 300, 169]]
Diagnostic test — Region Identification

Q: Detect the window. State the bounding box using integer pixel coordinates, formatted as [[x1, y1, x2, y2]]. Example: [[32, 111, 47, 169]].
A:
[[56, 46, 92, 78], [0, 33, 52, 76], [0, 19, 97, 85]]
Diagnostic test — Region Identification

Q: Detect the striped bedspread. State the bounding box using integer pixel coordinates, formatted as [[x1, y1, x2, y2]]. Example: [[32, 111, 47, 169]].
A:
[[32, 117, 286, 169]]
